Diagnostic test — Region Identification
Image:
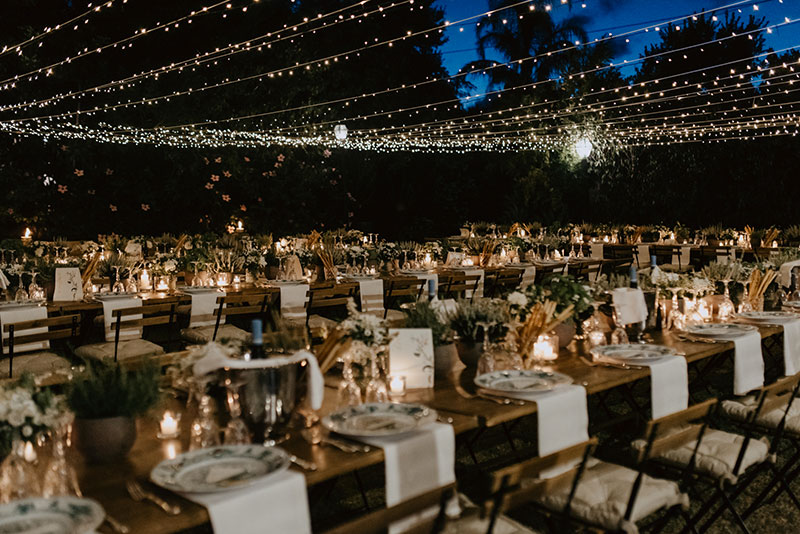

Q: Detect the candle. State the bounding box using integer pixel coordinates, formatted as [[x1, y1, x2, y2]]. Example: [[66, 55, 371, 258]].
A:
[[23, 441, 36, 463], [158, 411, 181, 439], [588, 330, 606, 347], [233, 275, 241, 285], [533, 334, 558, 362], [139, 269, 151, 291], [156, 278, 169, 291], [389, 375, 406, 397], [164, 440, 180, 460]]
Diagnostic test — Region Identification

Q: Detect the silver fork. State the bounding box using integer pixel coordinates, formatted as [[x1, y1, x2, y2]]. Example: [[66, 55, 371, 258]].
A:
[[126, 480, 181, 515], [476, 391, 526, 406], [289, 454, 318, 471]]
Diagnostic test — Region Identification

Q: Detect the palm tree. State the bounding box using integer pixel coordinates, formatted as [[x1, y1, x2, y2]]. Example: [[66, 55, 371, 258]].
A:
[[459, 0, 589, 95]]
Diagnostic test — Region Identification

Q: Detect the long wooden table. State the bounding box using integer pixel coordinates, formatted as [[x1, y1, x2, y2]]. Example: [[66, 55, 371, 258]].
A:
[[70, 324, 787, 533]]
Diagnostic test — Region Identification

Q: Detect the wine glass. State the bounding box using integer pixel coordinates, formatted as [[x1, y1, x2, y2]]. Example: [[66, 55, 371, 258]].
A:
[[28, 270, 45, 301], [364, 352, 389, 403], [111, 266, 124, 293], [190, 261, 201, 287], [337, 352, 363, 407], [223, 375, 252, 445], [42, 419, 81, 498], [14, 273, 28, 302]]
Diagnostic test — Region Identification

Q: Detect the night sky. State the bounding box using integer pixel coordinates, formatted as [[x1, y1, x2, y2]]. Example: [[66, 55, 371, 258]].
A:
[[437, 0, 800, 96]]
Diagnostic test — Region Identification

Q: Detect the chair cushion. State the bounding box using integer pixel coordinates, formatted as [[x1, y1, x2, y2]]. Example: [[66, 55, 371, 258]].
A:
[[74, 339, 165, 361], [443, 494, 536, 534], [536, 458, 688, 534], [721, 396, 800, 435], [307, 314, 338, 331], [632, 427, 771, 484], [1, 352, 71, 378], [180, 324, 248, 344]]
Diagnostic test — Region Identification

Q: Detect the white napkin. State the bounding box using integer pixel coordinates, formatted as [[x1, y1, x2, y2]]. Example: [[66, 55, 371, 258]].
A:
[[361, 423, 455, 534], [357, 279, 385, 316], [611, 288, 648, 325], [637, 245, 650, 266], [97, 296, 142, 341], [716, 331, 764, 395], [0, 304, 49, 353], [779, 260, 800, 288], [485, 385, 588, 478], [590, 243, 604, 259], [641, 357, 688, 419], [182, 470, 311, 534], [671, 246, 692, 268], [189, 291, 225, 327], [783, 319, 800, 376], [275, 283, 309, 321], [0, 270, 10, 290], [508, 265, 536, 288]]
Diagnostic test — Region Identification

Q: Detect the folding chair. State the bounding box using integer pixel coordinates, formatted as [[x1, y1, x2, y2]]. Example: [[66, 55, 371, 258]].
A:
[[211, 291, 276, 341], [484, 269, 523, 298], [2, 313, 80, 378], [384, 277, 426, 319], [533, 263, 566, 284], [76, 301, 178, 362], [568, 259, 603, 282], [440, 273, 482, 302], [321, 482, 456, 534], [306, 282, 358, 326], [719, 374, 800, 520]]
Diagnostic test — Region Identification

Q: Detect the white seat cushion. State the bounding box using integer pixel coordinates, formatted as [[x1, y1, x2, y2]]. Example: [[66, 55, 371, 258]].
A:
[[74, 339, 165, 361], [721, 396, 800, 435], [444, 493, 536, 534], [1, 352, 71, 378], [180, 324, 248, 344], [537, 458, 688, 534], [633, 427, 771, 484]]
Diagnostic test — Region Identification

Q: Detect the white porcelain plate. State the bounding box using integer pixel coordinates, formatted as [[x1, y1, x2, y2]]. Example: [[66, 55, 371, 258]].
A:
[[474, 369, 573, 393], [0, 497, 104, 534], [737, 311, 797, 323], [151, 445, 290, 494], [591, 344, 679, 363], [322, 402, 437, 438], [684, 323, 758, 338]]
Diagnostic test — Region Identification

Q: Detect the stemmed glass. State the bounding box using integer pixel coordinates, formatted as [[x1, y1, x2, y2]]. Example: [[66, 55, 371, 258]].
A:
[[42, 419, 81, 497], [223, 375, 252, 445], [364, 348, 389, 403], [337, 351, 363, 407], [719, 277, 735, 321], [28, 270, 44, 301], [111, 266, 124, 293], [190, 261, 201, 287], [14, 272, 28, 302]]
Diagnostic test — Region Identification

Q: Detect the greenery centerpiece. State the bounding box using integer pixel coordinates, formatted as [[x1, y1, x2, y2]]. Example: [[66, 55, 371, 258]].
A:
[[448, 298, 510, 367], [67, 359, 161, 464]]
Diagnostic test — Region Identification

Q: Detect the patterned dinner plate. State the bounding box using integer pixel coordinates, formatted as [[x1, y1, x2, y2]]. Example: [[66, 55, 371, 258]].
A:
[[684, 323, 758, 338], [737, 311, 797, 323], [474, 369, 573, 394], [783, 301, 800, 310], [322, 403, 437, 438], [0, 497, 104, 534], [150, 445, 290, 494], [591, 344, 679, 363]]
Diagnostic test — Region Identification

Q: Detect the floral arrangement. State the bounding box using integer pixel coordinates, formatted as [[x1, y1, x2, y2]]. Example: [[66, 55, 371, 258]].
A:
[[242, 248, 268, 275], [0, 374, 70, 456], [340, 300, 392, 348], [448, 298, 510, 344], [376, 241, 400, 263], [345, 245, 370, 266], [402, 301, 453, 347], [150, 253, 178, 276], [522, 274, 594, 321]]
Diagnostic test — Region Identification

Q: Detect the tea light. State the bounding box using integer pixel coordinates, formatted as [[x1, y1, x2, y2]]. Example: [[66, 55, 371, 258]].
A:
[[21, 227, 32, 245], [158, 411, 181, 440], [389, 375, 406, 397], [773, 240, 779, 248], [164, 440, 181, 460], [533, 334, 558, 361], [233, 275, 241, 285], [463, 258, 474, 266], [697, 299, 711, 321], [139, 269, 151, 291], [23, 441, 36, 463], [588, 330, 606, 347]]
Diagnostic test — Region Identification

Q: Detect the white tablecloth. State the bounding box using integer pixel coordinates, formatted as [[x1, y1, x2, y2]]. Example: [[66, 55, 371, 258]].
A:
[[0, 304, 49, 353], [590, 243, 604, 259], [188, 291, 225, 327], [95, 296, 142, 341], [357, 279, 385, 316]]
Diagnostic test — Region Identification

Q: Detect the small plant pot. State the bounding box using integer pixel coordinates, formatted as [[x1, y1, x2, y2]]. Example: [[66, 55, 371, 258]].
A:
[[454, 340, 482, 368], [434, 343, 462, 378], [552, 321, 576, 349], [74, 416, 137, 464]]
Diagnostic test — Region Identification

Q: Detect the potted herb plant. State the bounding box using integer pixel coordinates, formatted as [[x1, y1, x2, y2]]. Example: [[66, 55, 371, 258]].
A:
[[522, 275, 594, 348], [448, 299, 510, 367], [67, 360, 161, 464], [402, 301, 458, 378]]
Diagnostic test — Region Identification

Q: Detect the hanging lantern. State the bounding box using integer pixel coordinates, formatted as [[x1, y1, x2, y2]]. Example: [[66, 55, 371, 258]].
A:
[[333, 124, 348, 140], [574, 137, 593, 159]]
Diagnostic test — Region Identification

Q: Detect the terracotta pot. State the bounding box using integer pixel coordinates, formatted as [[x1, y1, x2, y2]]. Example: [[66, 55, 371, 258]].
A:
[[454, 340, 482, 368], [74, 416, 137, 464], [434, 343, 462, 378], [552, 321, 576, 349]]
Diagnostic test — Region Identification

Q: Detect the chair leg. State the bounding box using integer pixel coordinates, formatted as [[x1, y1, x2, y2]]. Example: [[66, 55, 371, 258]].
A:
[[680, 507, 700, 534], [720, 487, 751, 534]]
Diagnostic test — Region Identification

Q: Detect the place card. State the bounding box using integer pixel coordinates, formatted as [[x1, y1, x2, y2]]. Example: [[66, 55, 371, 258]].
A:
[[388, 328, 434, 389]]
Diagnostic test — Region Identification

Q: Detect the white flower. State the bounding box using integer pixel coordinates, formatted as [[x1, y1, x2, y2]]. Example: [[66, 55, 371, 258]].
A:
[[34, 247, 44, 257], [507, 291, 527, 307], [21, 425, 32, 437]]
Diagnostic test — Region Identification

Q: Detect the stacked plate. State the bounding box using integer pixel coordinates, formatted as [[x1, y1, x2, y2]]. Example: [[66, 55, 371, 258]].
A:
[[684, 323, 757, 338], [322, 402, 437, 438], [474, 369, 572, 394], [591, 344, 679, 364], [0, 497, 104, 533], [151, 445, 290, 494]]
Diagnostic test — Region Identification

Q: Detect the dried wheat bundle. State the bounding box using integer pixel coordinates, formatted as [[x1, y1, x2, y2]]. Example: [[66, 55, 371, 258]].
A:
[[748, 268, 777, 305], [81, 252, 101, 285], [172, 234, 188, 256]]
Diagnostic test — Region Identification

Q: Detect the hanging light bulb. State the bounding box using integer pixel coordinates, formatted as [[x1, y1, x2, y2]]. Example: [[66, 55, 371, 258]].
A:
[[574, 137, 593, 159], [333, 124, 348, 140]]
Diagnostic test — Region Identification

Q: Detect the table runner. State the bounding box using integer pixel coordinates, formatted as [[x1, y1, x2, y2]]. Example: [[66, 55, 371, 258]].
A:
[[361, 422, 456, 533], [95, 296, 142, 341], [0, 304, 49, 352], [739, 315, 800, 376], [671, 246, 692, 268], [642, 357, 688, 419], [188, 291, 226, 328], [590, 243, 604, 259], [637, 245, 650, 266], [357, 279, 385, 316], [271, 283, 309, 321], [507, 264, 536, 288], [181, 470, 311, 534]]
